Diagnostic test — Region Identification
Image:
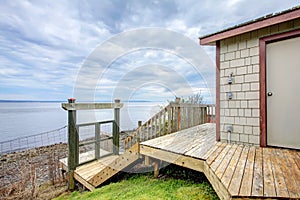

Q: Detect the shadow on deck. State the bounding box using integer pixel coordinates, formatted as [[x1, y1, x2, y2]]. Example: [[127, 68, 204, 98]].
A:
[[140, 123, 300, 199]]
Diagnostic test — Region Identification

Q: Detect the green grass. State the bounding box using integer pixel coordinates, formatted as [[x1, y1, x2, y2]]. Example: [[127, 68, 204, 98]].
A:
[[54, 174, 219, 200]]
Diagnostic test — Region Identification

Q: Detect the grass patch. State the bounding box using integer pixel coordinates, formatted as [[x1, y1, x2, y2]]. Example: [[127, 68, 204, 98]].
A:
[[54, 164, 219, 200]]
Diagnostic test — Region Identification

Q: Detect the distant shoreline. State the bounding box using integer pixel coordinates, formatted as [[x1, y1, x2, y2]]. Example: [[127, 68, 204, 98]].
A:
[[0, 100, 157, 103], [0, 100, 64, 103]]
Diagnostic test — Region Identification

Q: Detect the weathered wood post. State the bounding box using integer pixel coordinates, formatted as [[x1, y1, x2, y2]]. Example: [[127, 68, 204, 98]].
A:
[[67, 98, 79, 190], [95, 122, 100, 159], [206, 105, 210, 123], [158, 113, 162, 136], [204, 106, 208, 124], [167, 105, 171, 134], [153, 160, 159, 178], [175, 97, 181, 131], [138, 121, 142, 127], [113, 99, 120, 155], [176, 97, 181, 131], [163, 108, 166, 135], [138, 120, 142, 143], [154, 117, 157, 138]]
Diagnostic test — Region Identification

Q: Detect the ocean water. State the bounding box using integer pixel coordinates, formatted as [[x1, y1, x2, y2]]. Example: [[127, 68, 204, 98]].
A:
[[0, 101, 165, 143]]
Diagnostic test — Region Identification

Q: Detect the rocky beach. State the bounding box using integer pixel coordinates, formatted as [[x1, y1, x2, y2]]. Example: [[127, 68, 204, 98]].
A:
[[0, 143, 68, 199], [0, 130, 135, 199]]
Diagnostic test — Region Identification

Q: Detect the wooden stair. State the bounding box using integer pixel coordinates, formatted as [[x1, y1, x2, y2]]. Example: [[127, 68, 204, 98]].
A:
[[72, 143, 140, 190]]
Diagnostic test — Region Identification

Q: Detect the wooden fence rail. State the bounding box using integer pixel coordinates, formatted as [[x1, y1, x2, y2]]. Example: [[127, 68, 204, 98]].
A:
[[124, 100, 215, 151]]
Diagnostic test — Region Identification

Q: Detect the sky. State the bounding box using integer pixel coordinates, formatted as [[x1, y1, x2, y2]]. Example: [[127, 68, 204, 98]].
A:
[[0, 0, 299, 103]]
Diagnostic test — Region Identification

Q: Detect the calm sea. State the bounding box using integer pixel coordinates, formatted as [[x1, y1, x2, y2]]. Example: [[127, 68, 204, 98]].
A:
[[0, 101, 164, 143]]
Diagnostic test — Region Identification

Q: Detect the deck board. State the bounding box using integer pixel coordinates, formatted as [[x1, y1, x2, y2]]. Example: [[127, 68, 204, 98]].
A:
[[185, 134, 213, 154], [60, 148, 112, 170], [164, 134, 198, 153], [228, 146, 249, 196], [206, 143, 227, 165], [179, 133, 208, 154], [290, 150, 300, 169], [75, 155, 119, 180], [201, 142, 221, 160], [215, 144, 237, 179], [210, 144, 232, 172], [251, 147, 263, 196], [141, 131, 182, 148], [189, 141, 216, 158], [160, 125, 212, 154], [284, 150, 300, 185], [239, 146, 255, 196], [262, 148, 276, 197], [277, 148, 300, 198], [186, 133, 215, 158], [221, 145, 243, 189], [270, 148, 289, 197]]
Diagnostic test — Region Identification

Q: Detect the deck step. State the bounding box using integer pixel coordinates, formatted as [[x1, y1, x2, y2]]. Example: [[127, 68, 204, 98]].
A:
[[74, 143, 140, 190]]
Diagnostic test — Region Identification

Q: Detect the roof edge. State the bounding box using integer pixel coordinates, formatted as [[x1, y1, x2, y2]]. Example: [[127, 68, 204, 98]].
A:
[[200, 6, 300, 46]]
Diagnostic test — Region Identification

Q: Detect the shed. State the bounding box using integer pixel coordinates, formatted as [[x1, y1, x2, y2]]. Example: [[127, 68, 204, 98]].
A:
[[200, 6, 300, 150]]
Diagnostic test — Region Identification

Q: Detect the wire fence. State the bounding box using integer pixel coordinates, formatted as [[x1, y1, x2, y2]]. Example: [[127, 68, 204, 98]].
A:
[[0, 126, 67, 155], [0, 126, 69, 199]]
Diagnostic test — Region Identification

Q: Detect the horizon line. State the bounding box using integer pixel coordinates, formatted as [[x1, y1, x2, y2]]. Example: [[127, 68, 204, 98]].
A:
[[0, 99, 163, 103]]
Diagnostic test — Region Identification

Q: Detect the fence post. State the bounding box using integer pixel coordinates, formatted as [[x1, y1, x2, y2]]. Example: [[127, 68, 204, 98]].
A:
[[163, 108, 166, 135], [150, 119, 153, 139], [146, 121, 149, 140], [138, 121, 142, 143], [113, 99, 120, 155], [95, 122, 100, 159], [158, 113, 162, 136], [167, 105, 171, 134], [206, 106, 210, 123], [175, 97, 181, 132], [67, 98, 78, 191], [177, 105, 181, 131], [154, 115, 157, 138], [204, 106, 207, 124]]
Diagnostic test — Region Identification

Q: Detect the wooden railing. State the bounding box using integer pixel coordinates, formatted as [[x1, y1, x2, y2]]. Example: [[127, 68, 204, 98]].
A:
[[124, 101, 215, 151], [62, 98, 123, 190]]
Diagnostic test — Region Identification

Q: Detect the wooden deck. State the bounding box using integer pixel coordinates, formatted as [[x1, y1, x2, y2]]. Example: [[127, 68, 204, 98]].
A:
[[140, 123, 300, 199]]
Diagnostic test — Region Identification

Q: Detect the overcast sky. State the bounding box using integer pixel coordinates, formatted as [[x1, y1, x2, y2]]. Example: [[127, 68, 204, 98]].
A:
[[0, 0, 299, 102]]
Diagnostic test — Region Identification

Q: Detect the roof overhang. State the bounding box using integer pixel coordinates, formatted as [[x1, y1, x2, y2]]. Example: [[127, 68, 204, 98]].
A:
[[199, 6, 300, 46]]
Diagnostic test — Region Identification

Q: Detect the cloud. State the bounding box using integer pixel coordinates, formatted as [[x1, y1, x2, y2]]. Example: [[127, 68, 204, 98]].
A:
[[72, 28, 215, 103], [0, 0, 113, 100], [0, 0, 299, 101]]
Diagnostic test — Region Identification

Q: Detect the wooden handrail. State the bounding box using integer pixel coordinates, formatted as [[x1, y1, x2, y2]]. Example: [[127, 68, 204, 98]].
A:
[[123, 101, 216, 151]]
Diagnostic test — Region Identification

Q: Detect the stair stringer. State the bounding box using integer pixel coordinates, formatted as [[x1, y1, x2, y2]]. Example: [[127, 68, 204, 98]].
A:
[[87, 143, 140, 188]]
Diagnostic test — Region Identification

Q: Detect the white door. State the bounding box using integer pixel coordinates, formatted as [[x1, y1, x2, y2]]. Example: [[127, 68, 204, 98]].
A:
[[266, 36, 300, 150]]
